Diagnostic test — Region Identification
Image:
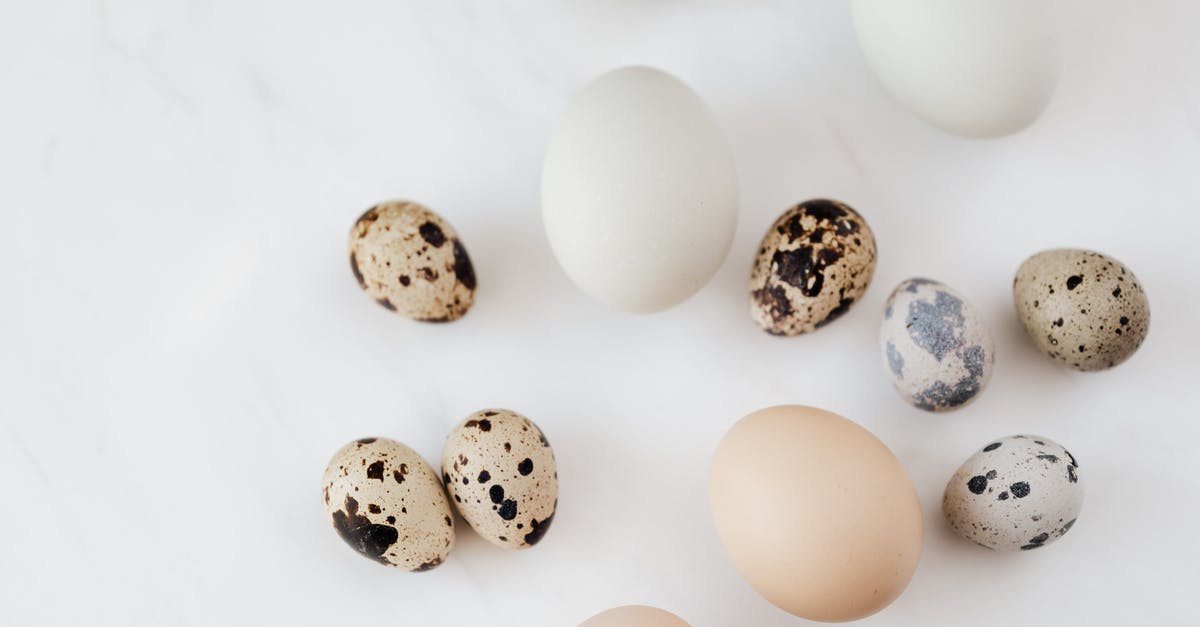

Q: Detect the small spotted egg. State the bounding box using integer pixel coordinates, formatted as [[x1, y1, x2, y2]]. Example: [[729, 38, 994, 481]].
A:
[[321, 437, 455, 570], [879, 278, 995, 412], [348, 200, 477, 321], [750, 199, 877, 336], [442, 410, 558, 550], [943, 435, 1083, 552], [1013, 248, 1149, 371]]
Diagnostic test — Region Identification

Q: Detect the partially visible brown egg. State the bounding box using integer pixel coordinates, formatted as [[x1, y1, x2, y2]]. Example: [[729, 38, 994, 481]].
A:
[[579, 606, 691, 627], [710, 405, 922, 622]]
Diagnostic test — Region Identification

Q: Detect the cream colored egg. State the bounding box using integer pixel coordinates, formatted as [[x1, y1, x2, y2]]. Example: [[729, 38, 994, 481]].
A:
[[321, 437, 455, 571], [443, 410, 558, 549], [579, 606, 691, 627], [710, 406, 922, 622]]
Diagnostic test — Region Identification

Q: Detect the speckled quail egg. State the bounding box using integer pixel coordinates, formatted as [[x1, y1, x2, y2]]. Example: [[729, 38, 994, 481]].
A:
[[880, 278, 995, 411], [943, 435, 1083, 551], [442, 410, 558, 549], [348, 200, 477, 321], [321, 437, 455, 570], [1013, 248, 1149, 371], [750, 199, 877, 335]]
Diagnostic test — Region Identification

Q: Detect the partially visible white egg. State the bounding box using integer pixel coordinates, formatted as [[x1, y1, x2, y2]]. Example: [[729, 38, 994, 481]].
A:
[[851, 0, 1059, 137], [542, 66, 739, 313]]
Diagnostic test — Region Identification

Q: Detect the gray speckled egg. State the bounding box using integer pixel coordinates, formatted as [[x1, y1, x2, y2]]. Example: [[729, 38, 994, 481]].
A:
[[321, 437, 455, 570], [880, 278, 995, 412], [442, 410, 558, 550], [943, 435, 1083, 552], [348, 200, 477, 321], [1013, 248, 1149, 371], [750, 199, 877, 336]]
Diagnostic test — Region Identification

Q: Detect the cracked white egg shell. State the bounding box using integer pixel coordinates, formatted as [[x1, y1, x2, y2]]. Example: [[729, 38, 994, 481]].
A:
[[580, 606, 691, 627], [442, 410, 558, 549], [943, 435, 1083, 551], [348, 200, 476, 321], [750, 199, 877, 335], [880, 278, 995, 411], [542, 66, 739, 313], [1014, 248, 1149, 371], [321, 437, 455, 570], [852, 0, 1059, 137]]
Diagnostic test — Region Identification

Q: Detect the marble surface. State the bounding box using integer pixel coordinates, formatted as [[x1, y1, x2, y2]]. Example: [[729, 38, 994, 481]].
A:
[[2, 1, 1199, 625]]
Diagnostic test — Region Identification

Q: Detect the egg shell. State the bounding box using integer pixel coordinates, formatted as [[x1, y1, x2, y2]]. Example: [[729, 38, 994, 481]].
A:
[[542, 66, 739, 313], [579, 606, 691, 627], [880, 278, 995, 411], [710, 406, 922, 622], [750, 199, 877, 336], [348, 200, 476, 321], [321, 437, 455, 571], [943, 435, 1083, 551], [1013, 248, 1149, 371], [442, 410, 558, 550], [852, 0, 1058, 137]]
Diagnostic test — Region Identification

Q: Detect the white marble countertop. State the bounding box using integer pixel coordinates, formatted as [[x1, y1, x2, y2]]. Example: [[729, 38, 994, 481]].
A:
[[2, 1, 1198, 625]]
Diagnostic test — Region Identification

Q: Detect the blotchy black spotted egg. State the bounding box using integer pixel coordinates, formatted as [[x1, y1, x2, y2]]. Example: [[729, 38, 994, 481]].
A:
[[943, 435, 1083, 552], [880, 278, 995, 412], [321, 438, 455, 570], [1013, 248, 1149, 371], [348, 200, 477, 321], [442, 410, 558, 550], [750, 199, 877, 336]]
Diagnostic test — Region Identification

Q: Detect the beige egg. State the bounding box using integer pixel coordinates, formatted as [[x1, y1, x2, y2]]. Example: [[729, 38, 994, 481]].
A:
[[321, 437, 455, 571], [710, 406, 922, 622], [579, 606, 691, 627], [1013, 248, 1149, 371], [442, 410, 558, 549], [750, 199, 877, 335], [348, 200, 476, 321]]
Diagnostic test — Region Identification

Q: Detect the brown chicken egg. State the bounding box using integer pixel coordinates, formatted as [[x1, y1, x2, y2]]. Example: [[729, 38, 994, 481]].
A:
[[579, 606, 691, 627], [710, 405, 923, 622]]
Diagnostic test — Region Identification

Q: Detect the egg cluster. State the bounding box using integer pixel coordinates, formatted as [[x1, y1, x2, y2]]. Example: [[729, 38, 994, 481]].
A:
[[322, 410, 557, 572], [327, 10, 1151, 624]]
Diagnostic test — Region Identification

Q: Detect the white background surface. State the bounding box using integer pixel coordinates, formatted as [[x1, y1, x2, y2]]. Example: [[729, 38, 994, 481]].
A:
[[2, 1, 1199, 625]]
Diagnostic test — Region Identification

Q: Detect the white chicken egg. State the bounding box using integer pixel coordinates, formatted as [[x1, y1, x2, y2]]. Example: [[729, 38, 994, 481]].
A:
[[852, 0, 1059, 137], [542, 66, 739, 312]]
